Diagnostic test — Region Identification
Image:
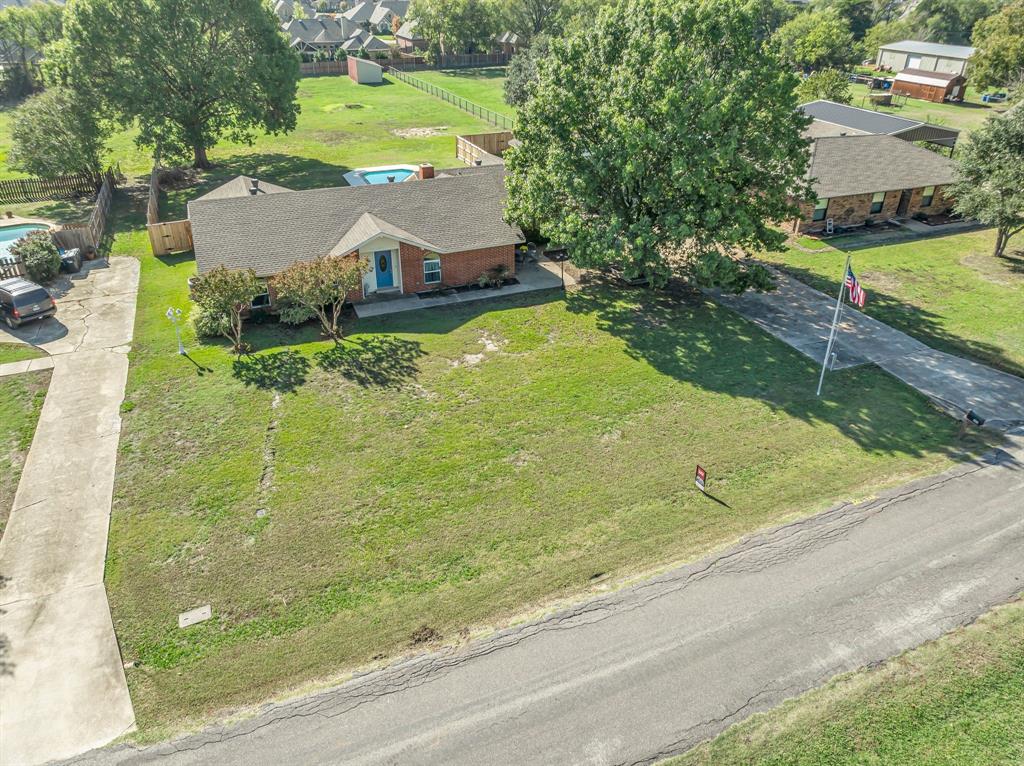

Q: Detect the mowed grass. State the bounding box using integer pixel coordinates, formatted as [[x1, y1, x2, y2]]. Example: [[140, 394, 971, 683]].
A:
[[0, 73, 495, 186], [761, 229, 1024, 377], [408, 67, 511, 117], [0, 342, 45, 365], [847, 83, 998, 135], [106, 188, 982, 736], [667, 598, 1024, 766], [0, 369, 49, 536]]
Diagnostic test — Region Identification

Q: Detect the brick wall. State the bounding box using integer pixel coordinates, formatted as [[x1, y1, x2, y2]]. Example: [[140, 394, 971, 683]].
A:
[[792, 185, 952, 233], [398, 243, 515, 294]]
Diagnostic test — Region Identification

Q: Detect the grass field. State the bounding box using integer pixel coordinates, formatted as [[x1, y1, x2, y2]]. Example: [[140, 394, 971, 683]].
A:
[[763, 229, 1024, 377], [0, 369, 49, 536], [408, 67, 510, 117], [100, 179, 987, 737], [668, 598, 1024, 766], [0, 342, 45, 365], [847, 83, 998, 135]]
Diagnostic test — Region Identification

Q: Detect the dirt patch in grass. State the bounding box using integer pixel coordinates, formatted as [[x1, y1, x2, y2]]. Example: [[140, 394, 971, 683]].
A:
[[392, 126, 449, 138], [961, 250, 1024, 286]]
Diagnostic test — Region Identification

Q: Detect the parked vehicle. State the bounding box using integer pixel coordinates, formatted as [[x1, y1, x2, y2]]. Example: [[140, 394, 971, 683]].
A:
[[60, 248, 83, 273], [0, 277, 56, 328]]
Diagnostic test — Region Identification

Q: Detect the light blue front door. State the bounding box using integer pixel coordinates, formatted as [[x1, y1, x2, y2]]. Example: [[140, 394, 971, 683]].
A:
[[374, 249, 394, 289]]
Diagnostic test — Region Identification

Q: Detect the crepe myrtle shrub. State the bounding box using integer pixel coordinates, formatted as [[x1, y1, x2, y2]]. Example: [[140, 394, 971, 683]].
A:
[[10, 230, 60, 283], [189, 265, 262, 353], [505, 0, 811, 292], [271, 255, 364, 342]]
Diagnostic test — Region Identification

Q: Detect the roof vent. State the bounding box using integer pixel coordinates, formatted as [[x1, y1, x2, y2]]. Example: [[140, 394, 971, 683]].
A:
[[249, 178, 260, 195], [474, 159, 482, 166]]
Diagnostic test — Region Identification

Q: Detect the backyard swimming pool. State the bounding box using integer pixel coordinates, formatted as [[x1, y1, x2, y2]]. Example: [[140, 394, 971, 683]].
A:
[[0, 224, 48, 259], [343, 164, 421, 186]]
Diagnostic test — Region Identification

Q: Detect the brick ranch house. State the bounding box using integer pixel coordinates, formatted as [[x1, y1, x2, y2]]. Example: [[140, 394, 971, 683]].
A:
[[187, 164, 524, 308], [791, 133, 957, 234]]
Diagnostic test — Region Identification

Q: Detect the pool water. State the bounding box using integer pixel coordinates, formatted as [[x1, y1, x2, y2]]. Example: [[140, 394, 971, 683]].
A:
[[361, 168, 415, 185], [0, 224, 48, 259]]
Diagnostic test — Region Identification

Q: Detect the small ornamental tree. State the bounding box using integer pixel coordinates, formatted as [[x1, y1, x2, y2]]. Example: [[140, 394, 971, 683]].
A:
[[8, 87, 105, 181], [272, 255, 364, 341], [796, 68, 853, 104], [10, 230, 60, 283], [951, 106, 1024, 259], [189, 266, 261, 352]]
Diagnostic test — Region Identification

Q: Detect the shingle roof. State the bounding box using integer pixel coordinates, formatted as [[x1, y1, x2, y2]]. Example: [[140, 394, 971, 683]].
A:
[[188, 168, 524, 277], [342, 1, 373, 22], [807, 135, 956, 199], [878, 40, 975, 60], [194, 176, 292, 202], [341, 31, 390, 51], [894, 68, 963, 86], [283, 17, 359, 45], [395, 18, 422, 40]]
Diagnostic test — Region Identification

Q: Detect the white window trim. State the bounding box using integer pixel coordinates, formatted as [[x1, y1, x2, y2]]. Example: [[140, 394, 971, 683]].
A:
[[921, 186, 935, 207], [251, 287, 271, 309], [423, 256, 442, 284]]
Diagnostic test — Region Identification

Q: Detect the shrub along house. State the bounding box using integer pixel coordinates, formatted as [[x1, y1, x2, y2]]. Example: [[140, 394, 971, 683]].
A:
[[791, 134, 957, 234], [187, 165, 524, 308]]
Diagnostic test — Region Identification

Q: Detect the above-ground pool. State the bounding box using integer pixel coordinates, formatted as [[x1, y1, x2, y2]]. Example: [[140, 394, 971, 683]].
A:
[[343, 164, 421, 186], [0, 224, 48, 259]]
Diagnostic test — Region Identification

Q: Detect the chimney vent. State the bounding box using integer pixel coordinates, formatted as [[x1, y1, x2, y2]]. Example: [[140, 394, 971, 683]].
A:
[[249, 178, 260, 195], [418, 162, 435, 180]]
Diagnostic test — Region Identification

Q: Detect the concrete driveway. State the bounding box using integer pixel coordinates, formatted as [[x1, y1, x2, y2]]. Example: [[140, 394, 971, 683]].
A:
[[0, 256, 139, 765], [709, 269, 1024, 430]]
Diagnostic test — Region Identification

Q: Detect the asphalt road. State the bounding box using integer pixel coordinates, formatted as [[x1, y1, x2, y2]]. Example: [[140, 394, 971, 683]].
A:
[[68, 433, 1024, 766]]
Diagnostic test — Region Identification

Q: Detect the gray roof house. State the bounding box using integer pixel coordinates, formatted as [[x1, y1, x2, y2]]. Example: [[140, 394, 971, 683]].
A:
[[283, 17, 361, 55], [188, 166, 524, 300], [342, 1, 375, 23], [877, 40, 975, 77], [341, 29, 391, 53], [800, 99, 960, 148], [395, 18, 425, 49], [194, 176, 292, 202], [369, 1, 410, 32]]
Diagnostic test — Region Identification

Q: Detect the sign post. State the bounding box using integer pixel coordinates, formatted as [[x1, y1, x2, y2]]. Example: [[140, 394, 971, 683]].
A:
[[695, 465, 707, 493]]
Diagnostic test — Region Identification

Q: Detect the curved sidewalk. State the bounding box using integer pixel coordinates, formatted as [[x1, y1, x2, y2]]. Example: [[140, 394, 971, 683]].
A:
[[0, 257, 140, 765]]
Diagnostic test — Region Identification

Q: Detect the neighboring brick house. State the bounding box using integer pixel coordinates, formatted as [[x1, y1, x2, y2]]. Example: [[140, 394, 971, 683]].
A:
[[791, 134, 957, 234], [187, 164, 523, 308]]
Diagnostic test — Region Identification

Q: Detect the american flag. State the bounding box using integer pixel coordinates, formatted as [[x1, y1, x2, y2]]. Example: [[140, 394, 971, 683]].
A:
[[845, 266, 866, 308]]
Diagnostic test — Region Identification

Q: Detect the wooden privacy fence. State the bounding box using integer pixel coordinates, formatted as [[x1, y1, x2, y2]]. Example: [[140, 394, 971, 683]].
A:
[[51, 170, 116, 252], [456, 133, 511, 166], [298, 52, 509, 77], [386, 67, 514, 129], [0, 172, 100, 205], [0, 255, 26, 279], [146, 165, 193, 256]]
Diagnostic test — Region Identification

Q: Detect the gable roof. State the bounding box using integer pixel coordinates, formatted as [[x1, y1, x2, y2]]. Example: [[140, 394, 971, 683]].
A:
[[807, 134, 956, 199], [188, 167, 524, 277], [341, 31, 390, 51], [283, 17, 359, 45], [194, 176, 292, 202], [343, 1, 374, 22], [395, 18, 422, 40], [801, 99, 920, 135], [894, 68, 963, 86], [878, 40, 975, 60]]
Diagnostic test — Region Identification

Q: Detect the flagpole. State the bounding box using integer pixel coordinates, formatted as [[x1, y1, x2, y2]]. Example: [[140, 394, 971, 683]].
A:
[[816, 254, 851, 397]]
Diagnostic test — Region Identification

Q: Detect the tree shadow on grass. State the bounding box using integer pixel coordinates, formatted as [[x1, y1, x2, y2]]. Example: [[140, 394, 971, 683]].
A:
[[564, 282, 986, 460], [232, 350, 310, 393], [314, 336, 424, 388]]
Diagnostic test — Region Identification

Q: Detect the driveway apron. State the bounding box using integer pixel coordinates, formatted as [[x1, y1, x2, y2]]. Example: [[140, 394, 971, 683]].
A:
[[0, 257, 140, 765]]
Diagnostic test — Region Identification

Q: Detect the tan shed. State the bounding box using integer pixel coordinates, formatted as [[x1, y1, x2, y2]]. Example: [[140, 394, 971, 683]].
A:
[[892, 69, 967, 103]]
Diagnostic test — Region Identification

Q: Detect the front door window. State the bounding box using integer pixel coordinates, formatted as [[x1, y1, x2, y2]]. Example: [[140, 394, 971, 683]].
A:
[[374, 249, 394, 289]]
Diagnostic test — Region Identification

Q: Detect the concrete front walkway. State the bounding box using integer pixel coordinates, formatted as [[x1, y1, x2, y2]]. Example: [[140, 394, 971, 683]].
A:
[[709, 269, 1024, 429], [355, 256, 573, 319], [0, 355, 54, 378], [0, 257, 139, 765]]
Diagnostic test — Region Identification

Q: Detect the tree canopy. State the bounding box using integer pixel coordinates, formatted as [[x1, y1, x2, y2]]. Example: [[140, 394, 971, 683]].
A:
[[812, 0, 873, 40], [906, 0, 997, 46], [796, 69, 853, 103], [8, 87, 105, 180], [46, 0, 300, 168], [773, 10, 856, 72], [0, 3, 63, 96], [970, 0, 1024, 94], [951, 106, 1024, 259], [272, 255, 364, 341], [190, 266, 262, 352], [504, 35, 550, 107], [506, 0, 811, 290], [408, 0, 500, 59]]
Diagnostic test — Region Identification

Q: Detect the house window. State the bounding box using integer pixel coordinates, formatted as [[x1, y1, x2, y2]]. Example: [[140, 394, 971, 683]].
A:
[[812, 198, 829, 222], [870, 191, 885, 214], [921, 186, 935, 207], [423, 256, 441, 284], [251, 288, 271, 309]]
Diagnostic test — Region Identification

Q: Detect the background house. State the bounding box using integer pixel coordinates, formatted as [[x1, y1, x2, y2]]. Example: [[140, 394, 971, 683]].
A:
[[395, 19, 426, 51], [876, 40, 974, 77], [892, 69, 967, 103], [792, 134, 956, 234]]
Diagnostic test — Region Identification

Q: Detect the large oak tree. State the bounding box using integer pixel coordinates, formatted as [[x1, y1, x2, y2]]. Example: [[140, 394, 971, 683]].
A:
[[46, 0, 299, 168], [506, 0, 811, 290]]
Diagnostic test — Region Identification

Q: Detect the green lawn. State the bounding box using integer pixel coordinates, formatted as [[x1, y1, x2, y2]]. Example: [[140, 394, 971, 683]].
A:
[[0, 342, 45, 365], [102, 182, 986, 737], [847, 83, 998, 135], [667, 598, 1024, 766], [407, 67, 511, 118], [0, 369, 49, 537], [763, 229, 1024, 377]]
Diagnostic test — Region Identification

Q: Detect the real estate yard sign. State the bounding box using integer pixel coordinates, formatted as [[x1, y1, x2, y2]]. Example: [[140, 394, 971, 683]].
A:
[[695, 465, 707, 492]]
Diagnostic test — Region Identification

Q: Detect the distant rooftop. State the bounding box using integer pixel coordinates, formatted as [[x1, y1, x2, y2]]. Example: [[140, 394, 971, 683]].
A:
[[878, 40, 975, 60], [801, 100, 922, 136]]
